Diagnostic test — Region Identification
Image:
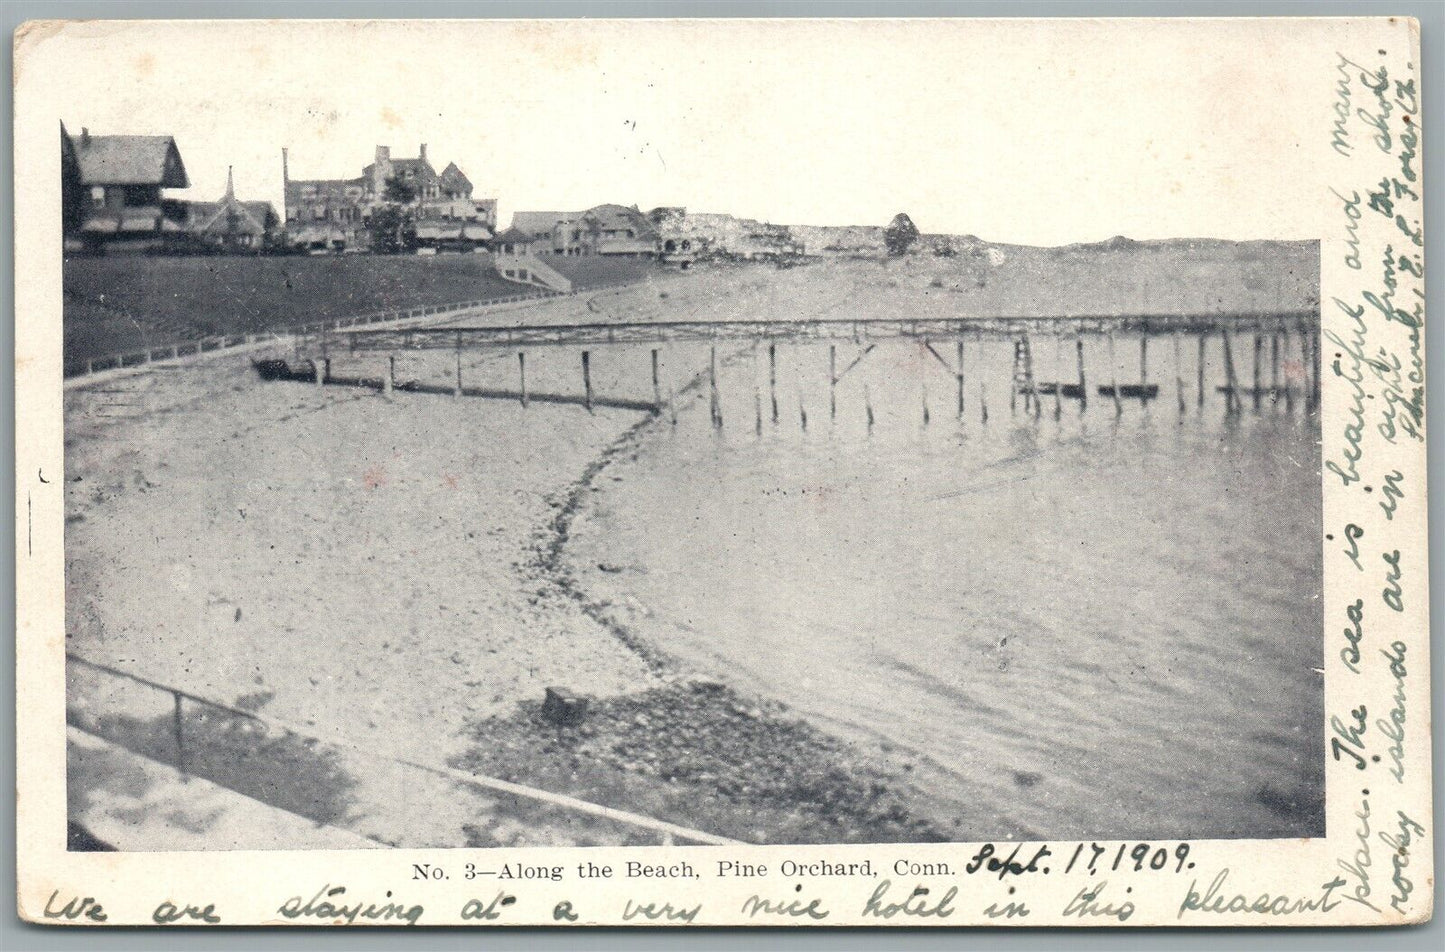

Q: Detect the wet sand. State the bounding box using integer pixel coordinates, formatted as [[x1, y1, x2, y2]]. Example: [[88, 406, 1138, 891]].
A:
[[66, 262, 961, 843], [66, 256, 1320, 844]]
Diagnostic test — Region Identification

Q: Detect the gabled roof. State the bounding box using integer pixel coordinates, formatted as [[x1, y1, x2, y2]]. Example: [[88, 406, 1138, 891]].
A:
[[363, 156, 439, 185], [438, 161, 472, 194], [493, 226, 536, 245], [188, 200, 278, 236], [72, 133, 189, 188], [510, 211, 580, 237], [584, 203, 659, 239]]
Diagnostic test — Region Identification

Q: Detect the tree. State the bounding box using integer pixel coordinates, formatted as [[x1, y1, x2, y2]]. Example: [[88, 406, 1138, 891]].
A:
[[368, 205, 412, 254], [883, 212, 920, 258], [369, 175, 418, 254], [383, 175, 417, 205]]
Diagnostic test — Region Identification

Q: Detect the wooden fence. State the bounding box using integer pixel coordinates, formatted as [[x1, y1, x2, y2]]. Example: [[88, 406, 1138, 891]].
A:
[[67, 652, 737, 847], [63, 288, 566, 380]]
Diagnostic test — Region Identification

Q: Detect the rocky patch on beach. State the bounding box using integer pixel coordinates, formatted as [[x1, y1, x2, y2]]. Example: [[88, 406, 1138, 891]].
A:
[[451, 679, 946, 845]]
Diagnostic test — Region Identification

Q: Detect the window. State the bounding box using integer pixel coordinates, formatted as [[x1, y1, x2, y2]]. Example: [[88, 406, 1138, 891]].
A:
[[90, 186, 105, 208]]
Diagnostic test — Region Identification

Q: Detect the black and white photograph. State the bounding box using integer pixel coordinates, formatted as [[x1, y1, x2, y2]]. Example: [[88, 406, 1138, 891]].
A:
[[14, 14, 1431, 928]]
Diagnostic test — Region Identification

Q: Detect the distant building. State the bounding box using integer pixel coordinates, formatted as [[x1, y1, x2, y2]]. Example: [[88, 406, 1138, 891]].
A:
[[282, 143, 496, 251], [506, 211, 587, 255], [184, 167, 280, 252], [586, 204, 660, 257], [502, 204, 660, 258], [63, 124, 191, 252], [649, 207, 695, 266], [492, 224, 545, 256]]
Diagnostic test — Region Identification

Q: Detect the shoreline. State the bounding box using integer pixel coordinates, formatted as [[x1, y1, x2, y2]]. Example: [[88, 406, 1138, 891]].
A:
[[64, 265, 956, 845], [64, 257, 1322, 845], [463, 349, 954, 843]]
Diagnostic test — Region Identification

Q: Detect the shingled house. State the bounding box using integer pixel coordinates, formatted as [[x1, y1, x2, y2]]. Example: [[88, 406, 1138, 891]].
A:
[[501, 205, 660, 258], [184, 167, 280, 252], [62, 124, 191, 253], [282, 143, 496, 252], [585, 204, 660, 257]]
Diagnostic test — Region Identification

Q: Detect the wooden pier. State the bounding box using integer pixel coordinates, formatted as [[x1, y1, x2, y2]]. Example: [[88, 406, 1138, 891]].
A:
[[283, 310, 1321, 428], [312, 311, 1316, 353]]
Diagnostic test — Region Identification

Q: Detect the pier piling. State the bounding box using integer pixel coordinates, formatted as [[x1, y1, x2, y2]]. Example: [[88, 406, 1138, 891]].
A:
[[710, 346, 722, 428], [1197, 334, 1206, 410], [1107, 333, 1122, 416], [1270, 332, 1280, 400], [383, 355, 394, 395], [957, 339, 966, 419], [1139, 333, 1149, 407], [582, 350, 593, 413], [1053, 336, 1063, 419], [864, 384, 875, 431], [1221, 330, 1239, 414], [518, 352, 529, 407], [1076, 336, 1087, 412], [652, 348, 662, 411], [1027, 336, 1041, 419], [1173, 331, 1184, 416], [1252, 333, 1263, 412], [769, 343, 779, 424]]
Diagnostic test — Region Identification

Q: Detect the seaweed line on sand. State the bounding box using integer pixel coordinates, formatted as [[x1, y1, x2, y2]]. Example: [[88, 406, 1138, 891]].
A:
[[529, 364, 715, 674], [490, 351, 956, 842]]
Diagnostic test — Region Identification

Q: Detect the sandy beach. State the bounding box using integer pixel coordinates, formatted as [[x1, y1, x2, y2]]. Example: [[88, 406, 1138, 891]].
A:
[[65, 254, 1322, 845], [65, 262, 971, 844]]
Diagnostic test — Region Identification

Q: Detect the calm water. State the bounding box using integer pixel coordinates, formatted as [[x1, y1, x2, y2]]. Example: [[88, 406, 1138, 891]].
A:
[[568, 331, 1325, 841]]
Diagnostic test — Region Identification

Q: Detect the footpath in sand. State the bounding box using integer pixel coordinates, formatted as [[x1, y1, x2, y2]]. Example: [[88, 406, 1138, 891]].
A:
[[66, 261, 973, 847]]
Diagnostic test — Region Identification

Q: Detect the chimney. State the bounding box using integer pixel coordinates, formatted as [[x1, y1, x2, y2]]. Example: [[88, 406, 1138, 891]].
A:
[[281, 147, 289, 187], [419, 142, 427, 163], [375, 144, 390, 165], [80, 127, 90, 146]]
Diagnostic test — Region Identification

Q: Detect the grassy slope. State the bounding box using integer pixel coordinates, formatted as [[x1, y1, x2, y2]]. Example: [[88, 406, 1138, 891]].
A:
[[63, 235, 1316, 365], [546, 254, 658, 291], [66, 253, 568, 364]]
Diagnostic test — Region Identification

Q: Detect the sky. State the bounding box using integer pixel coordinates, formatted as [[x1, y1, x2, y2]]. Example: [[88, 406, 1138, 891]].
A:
[[21, 17, 1358, 244]]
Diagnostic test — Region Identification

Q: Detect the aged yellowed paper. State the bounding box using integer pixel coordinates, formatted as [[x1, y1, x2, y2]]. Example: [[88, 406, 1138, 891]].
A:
[[14, 16, 1430, 926]]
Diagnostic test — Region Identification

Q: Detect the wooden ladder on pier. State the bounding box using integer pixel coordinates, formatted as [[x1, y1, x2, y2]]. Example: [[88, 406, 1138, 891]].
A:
[[1011, 334, 1040, 415]]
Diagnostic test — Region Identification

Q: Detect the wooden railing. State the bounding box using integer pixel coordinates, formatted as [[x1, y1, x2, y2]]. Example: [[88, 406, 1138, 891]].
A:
[[63, 288, 568, 381], [67, 652, 737, 847]]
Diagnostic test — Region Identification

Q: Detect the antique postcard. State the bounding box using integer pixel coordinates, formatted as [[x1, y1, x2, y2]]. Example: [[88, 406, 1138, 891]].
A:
[[13, 16, 1431, 927]]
